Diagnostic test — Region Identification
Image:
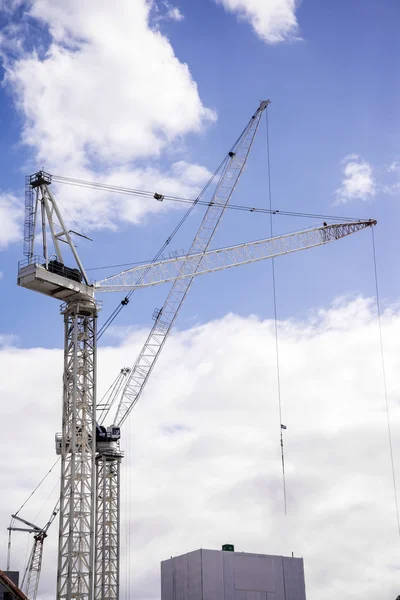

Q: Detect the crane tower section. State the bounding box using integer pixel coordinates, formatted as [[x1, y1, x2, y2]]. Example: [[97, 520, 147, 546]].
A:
[[17, 171, 98, 600]]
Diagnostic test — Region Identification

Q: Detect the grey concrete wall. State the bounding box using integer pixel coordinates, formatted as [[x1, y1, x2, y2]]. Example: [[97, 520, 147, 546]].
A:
[[161, 549, 306, 600]]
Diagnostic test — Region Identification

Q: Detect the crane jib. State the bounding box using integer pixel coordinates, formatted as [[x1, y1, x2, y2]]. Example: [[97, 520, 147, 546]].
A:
[[95, 220, 376, 293]]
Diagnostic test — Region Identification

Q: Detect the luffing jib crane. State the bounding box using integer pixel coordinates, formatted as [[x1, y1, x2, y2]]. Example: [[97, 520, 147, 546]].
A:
[[7, 506, 59, 600], [17, 100, 376, 600]]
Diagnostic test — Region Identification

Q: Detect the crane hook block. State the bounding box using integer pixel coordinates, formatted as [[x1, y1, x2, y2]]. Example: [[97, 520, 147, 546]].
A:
[[121, 297, 129, 306], [229, 151, 236, 158], [154, 193, 164, 201]]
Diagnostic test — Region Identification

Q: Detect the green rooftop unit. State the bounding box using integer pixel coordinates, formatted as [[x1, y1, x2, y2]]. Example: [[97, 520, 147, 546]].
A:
[[222, 544, 234, 552]]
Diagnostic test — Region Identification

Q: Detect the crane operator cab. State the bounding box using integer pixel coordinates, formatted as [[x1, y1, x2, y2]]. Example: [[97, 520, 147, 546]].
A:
[[55, 424, 121, 456]]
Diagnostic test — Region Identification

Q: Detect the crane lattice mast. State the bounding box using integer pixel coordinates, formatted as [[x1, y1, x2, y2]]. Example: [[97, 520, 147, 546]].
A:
[[7, 507, 59, 600], [18, 170, 97, 600]]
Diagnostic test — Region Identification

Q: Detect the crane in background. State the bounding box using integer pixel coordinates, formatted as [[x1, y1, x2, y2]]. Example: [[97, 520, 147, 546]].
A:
[[16, 99, 376, 600], [7, 505, 59, 600]]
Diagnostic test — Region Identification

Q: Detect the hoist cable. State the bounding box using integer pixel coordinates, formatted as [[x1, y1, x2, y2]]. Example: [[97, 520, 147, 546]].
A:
[[266, 108, 287, 516], [371, 227, 400, 536]]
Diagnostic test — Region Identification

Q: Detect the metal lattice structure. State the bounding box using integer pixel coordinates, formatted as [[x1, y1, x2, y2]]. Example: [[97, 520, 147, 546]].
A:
[[95, 455, 122, 600], [93, 101, 270, 599], [8, 507, 59, 600], [16, 101, 376, 600], [57, 300, 98, 600], [18, 171, 97, 600], [25, 532, 46, 600], [112, 100, 270, 429], [96, 221, 375, 294]]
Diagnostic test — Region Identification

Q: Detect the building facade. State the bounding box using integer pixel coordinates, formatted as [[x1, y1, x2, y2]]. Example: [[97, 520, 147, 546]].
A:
[[161, 548, 306, 600]]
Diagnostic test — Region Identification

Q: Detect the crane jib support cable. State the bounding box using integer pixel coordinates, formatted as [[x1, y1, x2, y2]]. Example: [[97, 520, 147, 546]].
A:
[[51, 174, 372, 226]]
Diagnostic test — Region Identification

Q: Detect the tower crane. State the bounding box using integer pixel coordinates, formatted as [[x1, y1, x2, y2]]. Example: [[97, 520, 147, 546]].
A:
[[16, 99, 376, 600], [7, 506, 59, 600]]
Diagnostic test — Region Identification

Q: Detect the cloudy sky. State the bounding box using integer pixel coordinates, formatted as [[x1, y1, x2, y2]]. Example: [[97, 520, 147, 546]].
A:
[[0, 0, 399, 598]]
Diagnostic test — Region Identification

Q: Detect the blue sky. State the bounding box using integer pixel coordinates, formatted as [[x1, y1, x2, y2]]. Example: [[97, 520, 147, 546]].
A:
[[1, 1, 400, 598], [0, 0, 398, 348]]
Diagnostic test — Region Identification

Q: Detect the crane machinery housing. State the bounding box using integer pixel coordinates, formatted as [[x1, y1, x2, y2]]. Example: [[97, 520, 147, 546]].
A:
[[16, 99, 376, 600]]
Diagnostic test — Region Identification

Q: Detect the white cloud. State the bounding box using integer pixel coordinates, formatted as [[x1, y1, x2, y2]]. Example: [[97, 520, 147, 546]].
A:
[[165, 5, 184, 21], [0, 333, 17, 346], [215, 0, 300, 44], [49, 160, 212, 231], [0, 193, 23, 249], [383, 182, 400, 196], [153, 1, 184, 22], [387, 161, 400, 173], [335, 155, 376, 204], [383, 161, 400, 196], [1, 297, 400, 599], [1, 0, 215, 230], [335, 156, 400, 203]]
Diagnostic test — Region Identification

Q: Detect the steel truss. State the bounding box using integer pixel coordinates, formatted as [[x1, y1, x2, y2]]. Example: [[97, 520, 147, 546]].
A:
[[96, 220, 376, 293], [93, 100, 270, 599], [17, 99, 376, 600], [25, 532, 45, 600], [95, 452, 122, 600], [57, 299, 98, 600]]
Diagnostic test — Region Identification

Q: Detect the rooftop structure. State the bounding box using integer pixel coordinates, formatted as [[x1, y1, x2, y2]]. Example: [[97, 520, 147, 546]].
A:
[[161, 547, 306, 600]]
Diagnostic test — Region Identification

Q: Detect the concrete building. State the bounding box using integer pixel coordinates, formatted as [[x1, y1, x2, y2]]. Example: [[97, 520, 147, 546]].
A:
[[0, 572, 19, 600], [161, 547, 306, 600]]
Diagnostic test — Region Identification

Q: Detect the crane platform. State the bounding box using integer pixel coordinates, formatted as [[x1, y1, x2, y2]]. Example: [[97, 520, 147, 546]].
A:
[[18, 258, 94, 302]]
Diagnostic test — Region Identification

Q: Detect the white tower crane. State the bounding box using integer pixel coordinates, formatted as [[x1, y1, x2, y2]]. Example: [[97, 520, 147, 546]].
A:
[[7, 506, 59, 600], [16, 101, 376, 600]]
